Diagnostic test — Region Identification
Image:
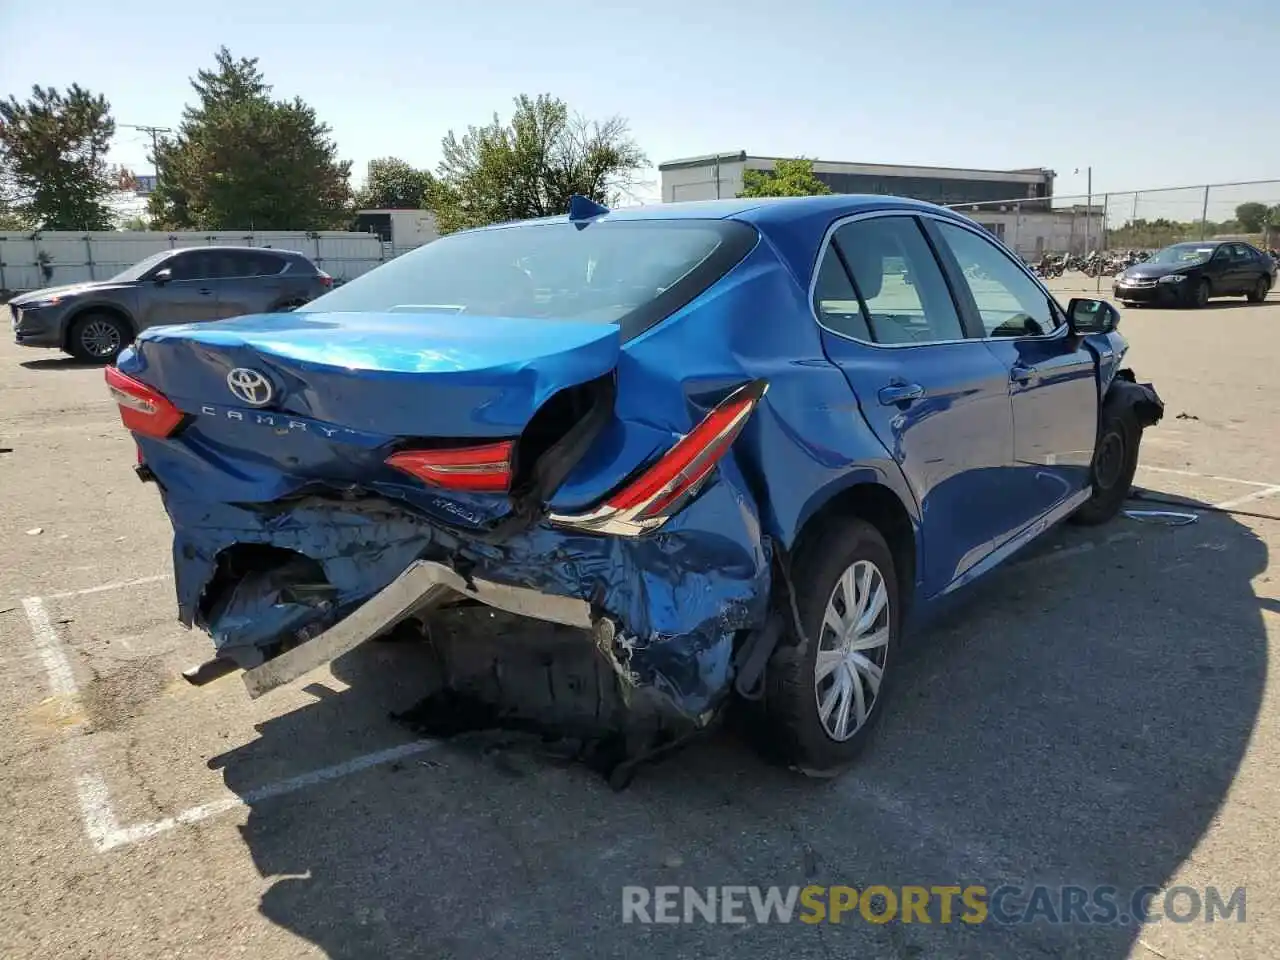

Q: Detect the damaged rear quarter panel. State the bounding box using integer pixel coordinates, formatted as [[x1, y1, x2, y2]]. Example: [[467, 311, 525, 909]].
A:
[[142, 215, 923, 720]]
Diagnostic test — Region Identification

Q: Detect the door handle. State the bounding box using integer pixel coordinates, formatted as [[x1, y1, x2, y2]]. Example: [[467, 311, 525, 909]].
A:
[[1010, 363, 1038, 384], [878, 382, 925, 406], [198, 288, 214, 296]]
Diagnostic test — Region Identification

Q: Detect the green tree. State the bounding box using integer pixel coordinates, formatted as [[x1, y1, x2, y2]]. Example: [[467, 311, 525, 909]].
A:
[[149, 48, 352, 230], [737, 157, 832, 198], [355, 157, 434, 209], [429, 94, 647, 234], [1235, 202, 1269, 233], [0, 84, 116, 229]]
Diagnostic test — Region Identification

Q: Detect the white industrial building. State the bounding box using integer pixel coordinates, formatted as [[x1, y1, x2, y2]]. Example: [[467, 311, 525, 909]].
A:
[[658, 152, 1106, 256]]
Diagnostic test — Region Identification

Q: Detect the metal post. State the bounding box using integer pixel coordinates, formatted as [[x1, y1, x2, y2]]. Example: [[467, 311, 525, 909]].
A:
[[714, 156, 721, 200], [1084, 166, 1093, 254], [84, 234, 95, 281], [1199, 185, 1210, 240], [1097, 193, 1109, 293]]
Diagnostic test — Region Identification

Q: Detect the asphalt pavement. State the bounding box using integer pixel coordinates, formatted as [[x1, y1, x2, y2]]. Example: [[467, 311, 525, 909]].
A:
[[1, 282, 1278, 959]]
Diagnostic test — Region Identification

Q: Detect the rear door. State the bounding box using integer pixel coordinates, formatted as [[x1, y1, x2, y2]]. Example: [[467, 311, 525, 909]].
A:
[[927, 218, 1098, 524], [212, 251, 291, 319], [814, 212, 1022, 595], [139, 250, 223, 328]]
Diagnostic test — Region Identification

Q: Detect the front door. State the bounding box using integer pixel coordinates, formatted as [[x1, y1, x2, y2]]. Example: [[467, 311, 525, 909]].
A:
[[814, 213, 1021, 595], [139, 250, 224, 329], [925, 218, 1099, 523]]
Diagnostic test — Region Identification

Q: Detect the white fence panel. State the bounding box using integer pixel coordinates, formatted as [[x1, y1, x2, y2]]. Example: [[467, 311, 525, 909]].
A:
[[0, 230, 391, 292]]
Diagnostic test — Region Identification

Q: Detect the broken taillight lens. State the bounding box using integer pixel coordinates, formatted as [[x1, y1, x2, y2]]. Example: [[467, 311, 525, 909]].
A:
[[385, 441, 514, 493], [105, 366, 185, 439], [550, 379, 768, 536]]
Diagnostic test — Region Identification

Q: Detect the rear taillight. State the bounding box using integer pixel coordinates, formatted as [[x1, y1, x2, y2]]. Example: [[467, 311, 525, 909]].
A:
[[385, 441, 514, 493], [105, 366, 185, 439], [318, 270, 334, 288], [550, 379, 768, 537]]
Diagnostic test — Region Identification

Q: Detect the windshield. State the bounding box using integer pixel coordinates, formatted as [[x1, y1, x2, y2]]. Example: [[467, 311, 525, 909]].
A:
[[110, 250, 174, 282], [1148, 243, 1217, 266], [298, 219, 758, 339]]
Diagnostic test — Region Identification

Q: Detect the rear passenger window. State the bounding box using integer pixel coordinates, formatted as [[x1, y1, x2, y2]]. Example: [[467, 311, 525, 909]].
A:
[[813, 246, 871, 340], [830, 217, 965, 344]]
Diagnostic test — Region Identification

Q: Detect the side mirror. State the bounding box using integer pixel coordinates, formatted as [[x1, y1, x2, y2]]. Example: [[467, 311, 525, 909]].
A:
[[1066, 298, 1119, 336], [153, 268, 172, 285]]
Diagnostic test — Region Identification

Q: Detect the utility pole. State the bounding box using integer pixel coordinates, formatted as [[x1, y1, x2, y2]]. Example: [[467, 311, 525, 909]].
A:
[[118, 123, 174, 186]]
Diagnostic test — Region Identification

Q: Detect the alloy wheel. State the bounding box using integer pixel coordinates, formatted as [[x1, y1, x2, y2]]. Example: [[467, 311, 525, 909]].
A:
[[813, 559, 891, 742], [80, 319, 122, 358]]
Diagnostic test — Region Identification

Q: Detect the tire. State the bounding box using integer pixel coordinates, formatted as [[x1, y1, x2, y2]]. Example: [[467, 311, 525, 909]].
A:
[[67, 312, 131, 363], [272, 299, 307, 312], [756, 518, 899, 776], [1187, 278, 1210, 309], [1246, 276, 1270, 304], [1069, 406, 1141, 526]]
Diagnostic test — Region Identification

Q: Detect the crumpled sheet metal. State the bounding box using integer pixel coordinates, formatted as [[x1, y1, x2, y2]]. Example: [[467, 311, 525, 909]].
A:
[[163, 473, 771, 720]]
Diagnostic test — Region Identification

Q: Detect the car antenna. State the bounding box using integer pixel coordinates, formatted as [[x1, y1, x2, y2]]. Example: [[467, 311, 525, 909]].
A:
[[568, 194, 610, 222]]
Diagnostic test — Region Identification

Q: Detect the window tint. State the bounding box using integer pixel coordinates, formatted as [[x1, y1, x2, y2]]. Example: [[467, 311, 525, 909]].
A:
[[298, 220, 757, 341], [812, 246, 870, 340], [168, 251, 216, 281], [255, 252, 289, 275], [830, 217, 965, 344], [230, 251, 287, 276], [1231, 244, 1255, 263], [933, 221, 1058, 337]]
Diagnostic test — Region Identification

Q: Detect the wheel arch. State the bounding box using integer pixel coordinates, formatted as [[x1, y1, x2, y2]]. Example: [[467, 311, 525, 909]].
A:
[[787, 475, 920, 621], [62, 303, 136, 351]]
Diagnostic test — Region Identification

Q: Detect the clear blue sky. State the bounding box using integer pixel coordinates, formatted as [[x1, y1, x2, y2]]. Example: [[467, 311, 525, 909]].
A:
[[2, 0, 1277, 205]]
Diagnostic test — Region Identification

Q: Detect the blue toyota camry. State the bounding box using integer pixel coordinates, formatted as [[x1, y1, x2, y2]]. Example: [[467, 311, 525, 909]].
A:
[[106, 193, 1163, 779]]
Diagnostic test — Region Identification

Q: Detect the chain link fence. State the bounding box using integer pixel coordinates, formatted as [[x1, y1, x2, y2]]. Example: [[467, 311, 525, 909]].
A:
[[946, 179, 1280, 291]]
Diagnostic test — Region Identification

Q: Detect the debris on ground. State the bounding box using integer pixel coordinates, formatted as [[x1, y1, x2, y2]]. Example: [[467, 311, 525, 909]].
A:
[[1123, 510, 1199, 526], [1175, 412, 1200, 420], [26, 527, 42, 535]]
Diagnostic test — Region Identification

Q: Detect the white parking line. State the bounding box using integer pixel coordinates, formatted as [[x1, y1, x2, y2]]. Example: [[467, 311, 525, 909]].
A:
[[43, 574, 172, 601], [1213, 484, 1280, 512], [21, 591, 438, 854], [1137, 464, 1277, 488]]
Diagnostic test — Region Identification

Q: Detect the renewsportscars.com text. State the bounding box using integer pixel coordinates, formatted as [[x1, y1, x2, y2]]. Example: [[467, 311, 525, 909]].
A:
[[621, 884, 1246, 926]]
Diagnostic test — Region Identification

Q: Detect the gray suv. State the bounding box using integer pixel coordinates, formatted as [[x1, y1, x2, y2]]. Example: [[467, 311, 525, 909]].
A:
[[8, 245, 333, 363]]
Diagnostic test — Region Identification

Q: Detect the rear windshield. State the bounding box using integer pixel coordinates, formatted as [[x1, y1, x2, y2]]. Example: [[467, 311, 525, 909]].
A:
[[297, 219, 758, 339]]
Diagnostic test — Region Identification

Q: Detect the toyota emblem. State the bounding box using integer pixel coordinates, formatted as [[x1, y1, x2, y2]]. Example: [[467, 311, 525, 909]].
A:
[[226, 367, 274, 407]]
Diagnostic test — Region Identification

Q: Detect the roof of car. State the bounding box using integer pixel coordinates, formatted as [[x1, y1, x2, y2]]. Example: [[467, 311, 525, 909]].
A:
[[600, 194, 949, 224], [168, 245, 305, 255]]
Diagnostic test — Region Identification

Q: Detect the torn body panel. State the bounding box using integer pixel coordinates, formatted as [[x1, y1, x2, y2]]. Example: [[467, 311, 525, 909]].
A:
[[164, 463, 770, 719]]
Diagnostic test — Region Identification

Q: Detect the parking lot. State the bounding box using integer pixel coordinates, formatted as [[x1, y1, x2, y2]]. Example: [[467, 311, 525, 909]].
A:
[[2, 282, 1278, 960]]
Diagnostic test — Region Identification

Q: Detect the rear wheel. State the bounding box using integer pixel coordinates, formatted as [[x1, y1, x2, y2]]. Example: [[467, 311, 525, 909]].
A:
[[1247, 276, 1270, 304], [1070, 407, 1140, 526], [67, 312, 131, 363], [757, 518, 898, 776]]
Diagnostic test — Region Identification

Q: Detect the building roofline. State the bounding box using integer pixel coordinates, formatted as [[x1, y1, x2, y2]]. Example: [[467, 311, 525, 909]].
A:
[[658, 151, 1053, 183], [657, 151, 748, 172]]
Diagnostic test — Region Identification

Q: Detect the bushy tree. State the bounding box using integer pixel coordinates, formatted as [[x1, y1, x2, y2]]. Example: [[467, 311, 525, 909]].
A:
[[738, 157, 832, 199], [355, 157, 434, 210], [0, 84, 116, 229], [429, 94, 647, 234], [1235, 202, 1269, 233], [149, 48, 352, 230]]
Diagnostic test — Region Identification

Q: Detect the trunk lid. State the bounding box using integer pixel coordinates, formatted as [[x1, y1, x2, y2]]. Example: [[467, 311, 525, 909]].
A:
[[126, 310, 620, 438]]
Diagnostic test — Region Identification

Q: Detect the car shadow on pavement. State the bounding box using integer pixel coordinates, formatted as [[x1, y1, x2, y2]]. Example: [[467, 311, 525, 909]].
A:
[[19, 356, 102, 371], [209, 503, 1269, 960]]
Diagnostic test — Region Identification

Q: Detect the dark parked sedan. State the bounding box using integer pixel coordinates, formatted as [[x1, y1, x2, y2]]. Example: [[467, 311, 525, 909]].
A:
[[9, 246, 333, 362], [1113, 240, 1275, 308]]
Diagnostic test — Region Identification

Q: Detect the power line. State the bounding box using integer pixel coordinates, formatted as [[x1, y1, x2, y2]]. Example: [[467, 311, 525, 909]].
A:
[[117, 123, 173, 179]]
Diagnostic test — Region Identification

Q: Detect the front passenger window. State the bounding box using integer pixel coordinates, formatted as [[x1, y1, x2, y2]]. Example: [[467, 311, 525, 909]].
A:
[[933, 221, 1058, 338]]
